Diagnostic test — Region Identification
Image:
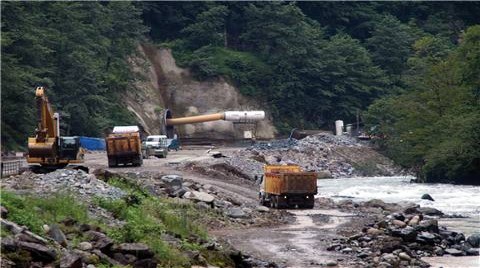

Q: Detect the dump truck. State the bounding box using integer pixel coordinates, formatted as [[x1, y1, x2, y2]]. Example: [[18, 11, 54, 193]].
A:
[[106, 126, 143, 167], [27, 86, 86, 172], [259, 165, 317, 209]]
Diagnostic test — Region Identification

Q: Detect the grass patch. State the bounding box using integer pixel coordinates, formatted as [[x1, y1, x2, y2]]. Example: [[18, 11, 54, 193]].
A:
[[0, 191, 89, 234], [95, 177, 215, 267]]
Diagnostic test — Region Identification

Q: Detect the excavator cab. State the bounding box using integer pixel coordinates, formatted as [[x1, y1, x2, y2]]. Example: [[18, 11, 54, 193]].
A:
[[58, 136, 82, 160]]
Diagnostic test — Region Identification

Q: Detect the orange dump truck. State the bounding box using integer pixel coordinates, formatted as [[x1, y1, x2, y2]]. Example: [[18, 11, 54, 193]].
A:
[[106, 126, 143, 167], [259, 165, 317, 209]]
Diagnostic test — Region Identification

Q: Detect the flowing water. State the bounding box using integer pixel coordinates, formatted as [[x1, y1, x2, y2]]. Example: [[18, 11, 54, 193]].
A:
[[316, 176, 480, 235]]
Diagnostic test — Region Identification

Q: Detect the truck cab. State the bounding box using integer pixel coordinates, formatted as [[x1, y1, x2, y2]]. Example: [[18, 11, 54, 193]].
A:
[[144, 135, 168, 158]]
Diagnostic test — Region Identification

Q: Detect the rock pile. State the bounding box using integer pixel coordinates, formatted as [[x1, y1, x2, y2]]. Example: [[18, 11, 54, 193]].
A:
[[211, 132, 403, 178], [329, 201, 480, 267], [2, 169, 125, 200]]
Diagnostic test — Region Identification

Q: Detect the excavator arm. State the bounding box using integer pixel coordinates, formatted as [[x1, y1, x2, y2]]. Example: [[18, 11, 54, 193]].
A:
[[34, 87, 59, 142]]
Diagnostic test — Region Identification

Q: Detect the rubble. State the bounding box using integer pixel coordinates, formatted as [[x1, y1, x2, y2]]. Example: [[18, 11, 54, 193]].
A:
[[2, 169, 126, 201], [330, 199, 480, 267]]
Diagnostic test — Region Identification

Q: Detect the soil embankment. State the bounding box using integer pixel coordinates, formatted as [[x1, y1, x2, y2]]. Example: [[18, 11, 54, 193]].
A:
[[126, 44, 276, 139]]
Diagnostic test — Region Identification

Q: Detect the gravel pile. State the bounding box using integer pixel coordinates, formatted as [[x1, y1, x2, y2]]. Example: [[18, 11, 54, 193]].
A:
[[2, 169, 125, 200]]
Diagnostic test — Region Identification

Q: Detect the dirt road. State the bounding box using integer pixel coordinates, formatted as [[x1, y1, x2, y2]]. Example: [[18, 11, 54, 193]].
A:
[[84, 148, 361, 267]]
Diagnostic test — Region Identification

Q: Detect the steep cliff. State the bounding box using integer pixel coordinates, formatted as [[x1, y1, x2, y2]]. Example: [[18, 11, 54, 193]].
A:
[[125, 44, 276, 139]]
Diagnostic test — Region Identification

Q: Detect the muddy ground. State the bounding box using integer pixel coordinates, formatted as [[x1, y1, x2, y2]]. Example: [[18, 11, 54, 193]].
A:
[[82, 147, 388, 267]]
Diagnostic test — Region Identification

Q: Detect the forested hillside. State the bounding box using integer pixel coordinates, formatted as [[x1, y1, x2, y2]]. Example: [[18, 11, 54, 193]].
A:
[[2, 2, 479, 183]]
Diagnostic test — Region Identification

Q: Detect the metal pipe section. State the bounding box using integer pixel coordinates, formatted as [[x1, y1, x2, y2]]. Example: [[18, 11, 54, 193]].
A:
[[166, 113, 224, 126], [165, 111, 265, 126]]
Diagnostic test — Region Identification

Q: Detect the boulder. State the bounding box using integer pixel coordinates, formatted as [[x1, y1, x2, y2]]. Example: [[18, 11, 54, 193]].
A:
[[454, 233, 465, 243], [418, 219, 438, 233], [317, 170, 333, 179], [183, 191, 215, 203], [94, 236, 114, 252], [421, 194, 434, 201], [1, 236, 17, 251], [417, 207, 443, 216], [256, 205, 270, 212], [117, 243, 154, 258], [444, 248, 463, 256], [379, 237, 403, 253], [367, 228, 384, 236], [325, 260, 338, 266], [17, 241, 57, 262], [92, 249, 122, 266], [133, 258, 157, 268], [161, 175, 183, 188], [407, 215, 421, 226], [78, 242, 93, 251], [60, 253, 82, 268], [226, 207, 248, 218], [398, 252, 411, 261], [48, 224, 68, 246], [466, 248, 479, 256], [417, 232, 435, 244], [390, 213, 405, 221], [392, 219, 406, 228], [391, 226, 417, 242], [467, 233, 480, 247]]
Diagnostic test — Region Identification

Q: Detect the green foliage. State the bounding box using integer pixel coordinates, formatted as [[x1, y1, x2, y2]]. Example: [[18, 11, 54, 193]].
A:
[[365, 25, 480, 184], [0, 192, 89, 233], [182, 5, 229, 49], [1, 1, 145, 149]]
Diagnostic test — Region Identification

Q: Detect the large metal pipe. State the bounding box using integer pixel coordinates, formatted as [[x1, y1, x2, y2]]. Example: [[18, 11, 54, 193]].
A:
[[165, 111, 265, 126], [166, 113, 224, 126]]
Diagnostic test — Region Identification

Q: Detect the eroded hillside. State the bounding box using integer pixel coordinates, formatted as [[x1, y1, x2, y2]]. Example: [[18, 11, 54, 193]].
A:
[[126, 44, 276, 139]]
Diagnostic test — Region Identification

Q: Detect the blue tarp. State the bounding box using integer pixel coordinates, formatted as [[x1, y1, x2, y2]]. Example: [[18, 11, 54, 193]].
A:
[[79, 136, 106, 151]]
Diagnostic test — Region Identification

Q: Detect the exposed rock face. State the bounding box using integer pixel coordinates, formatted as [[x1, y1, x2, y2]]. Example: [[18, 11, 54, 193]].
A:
[[127, 44, 276, 138]]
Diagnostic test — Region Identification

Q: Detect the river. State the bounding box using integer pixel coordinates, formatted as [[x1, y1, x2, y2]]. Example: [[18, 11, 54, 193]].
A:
[[316, 176, 480, 236]]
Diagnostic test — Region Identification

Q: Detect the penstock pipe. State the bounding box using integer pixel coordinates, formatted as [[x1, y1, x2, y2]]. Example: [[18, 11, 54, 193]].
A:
[[165, 111, 265, 126]]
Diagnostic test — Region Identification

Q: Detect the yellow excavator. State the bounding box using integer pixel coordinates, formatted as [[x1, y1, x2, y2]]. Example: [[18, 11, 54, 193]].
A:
[[27, 87, 86, 172]]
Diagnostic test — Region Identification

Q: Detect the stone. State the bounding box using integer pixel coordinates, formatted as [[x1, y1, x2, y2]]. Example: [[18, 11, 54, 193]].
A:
[[1, 236, 17, 251], [226, 207, 248, 218], [256, 205, 270, 212], [317, 170, 332, 179], [403, 204, 420, 215], [454, 233, 465, 243], [398, 252, 411, 261], [364, 199, 389, 210], [133, 258, 157, 268], [367, 228, 384, 236], [78, 241, 93, 251], [113, 252, 130, 265], [85, 230, 107, 241], [94, 236, 114, 252], [15, 233, 47, 245], [357, 252, 370, 258], [417, 232, 436, 244], [48, 224, 68, 246], [73, 249, 99, 264], [60, 253, 82, 268], [444, 248, 463, 256], [161, 175, 183, 188], [417, 207, 443, 216], [195, 201, 210, 210], [183, 191, 215, 203], [392, 219, 406, 228], [407, 215, 421, 226], [381, 253, 398, 264], [117, 243, 154, 258], [391, 226, 417, 242], [92, 249, 122, 266], [418, 219, 438, 233], [390, 213, 405, 221], [380, 237, 403, 253], [466, 248, 479, 256], [340, 247, 353, 253], [17, 241, 56, 262], [325, 260, 338, 266], [421, 193, 434, 201], [1, 206, 8, 218], [467, 233, 480, 247]]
